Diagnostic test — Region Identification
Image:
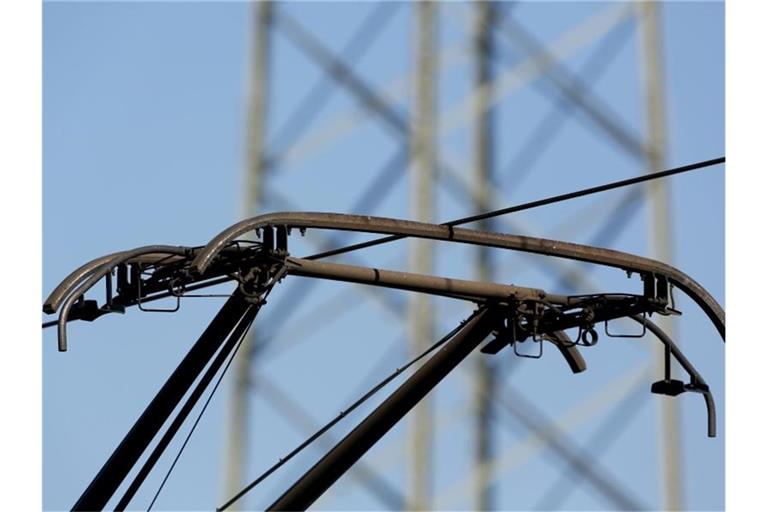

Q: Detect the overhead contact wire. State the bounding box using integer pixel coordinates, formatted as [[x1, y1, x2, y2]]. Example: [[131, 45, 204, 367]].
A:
[[306, 156, 725, 261]]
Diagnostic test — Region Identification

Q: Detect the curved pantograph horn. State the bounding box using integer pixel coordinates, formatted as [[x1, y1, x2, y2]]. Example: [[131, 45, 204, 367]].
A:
[[44, 251, 125, 314], [549, 331, 587, 374], [55, 246, 189, 351]]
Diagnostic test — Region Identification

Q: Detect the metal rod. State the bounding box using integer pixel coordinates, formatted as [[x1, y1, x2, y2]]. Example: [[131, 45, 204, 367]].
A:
[[46, 210, 725, 341], [284, 256, 556, 304], [72, 291, 252, 511], [266, 307, 499, 511]]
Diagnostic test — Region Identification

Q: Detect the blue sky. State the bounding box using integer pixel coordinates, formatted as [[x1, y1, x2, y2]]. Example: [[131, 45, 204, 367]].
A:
[[43, 2, 724, 510]]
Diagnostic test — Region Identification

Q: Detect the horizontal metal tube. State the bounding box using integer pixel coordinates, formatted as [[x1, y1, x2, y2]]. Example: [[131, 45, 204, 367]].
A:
[[285, 257, 565, 304], [43, 212, 724, 341]]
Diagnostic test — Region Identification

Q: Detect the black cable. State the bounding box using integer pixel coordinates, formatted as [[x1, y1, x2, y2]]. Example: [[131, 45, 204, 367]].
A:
[[42, 319, 59, 329], [250, 371, 406, 510], [305, 157, 725, 261], [115, 305, 259, 510], [145, 270, 287, 511], [145, 312, 256, 511], [218, 309, 483, 511]]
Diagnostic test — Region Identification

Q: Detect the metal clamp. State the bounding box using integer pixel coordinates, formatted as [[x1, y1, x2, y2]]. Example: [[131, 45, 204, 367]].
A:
[[512, 313, 544, 359], [604, 311, 647, 338], [136, 264, 180, 313]]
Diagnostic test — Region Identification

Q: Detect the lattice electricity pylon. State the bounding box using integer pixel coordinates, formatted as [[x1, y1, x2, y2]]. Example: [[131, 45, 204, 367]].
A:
[[230, 1, 721, 510], [42, 206, 724, 510]]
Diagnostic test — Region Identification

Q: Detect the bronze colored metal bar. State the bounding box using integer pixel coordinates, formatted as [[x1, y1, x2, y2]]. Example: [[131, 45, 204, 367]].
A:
[[284, 257, 557, 304]]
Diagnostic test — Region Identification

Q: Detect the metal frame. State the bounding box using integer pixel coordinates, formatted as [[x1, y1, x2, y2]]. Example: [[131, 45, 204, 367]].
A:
[[42, 211, 724, 510], [45, 212, 725, 342]]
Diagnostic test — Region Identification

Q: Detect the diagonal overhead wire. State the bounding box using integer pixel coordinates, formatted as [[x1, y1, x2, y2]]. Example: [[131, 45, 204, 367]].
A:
[[249, 374, 405, 510], [42, 159, 722, 335], [218, 310, 482, 511], [306, 156, 725, 261]]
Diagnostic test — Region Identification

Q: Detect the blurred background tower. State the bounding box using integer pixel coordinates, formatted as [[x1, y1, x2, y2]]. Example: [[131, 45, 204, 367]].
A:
[[221, 1, 716, 510], [636, 2, 681, 509], [471, 1, 497, 510], [407, 2, 437, 509], [225, 2, 273, 507]]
